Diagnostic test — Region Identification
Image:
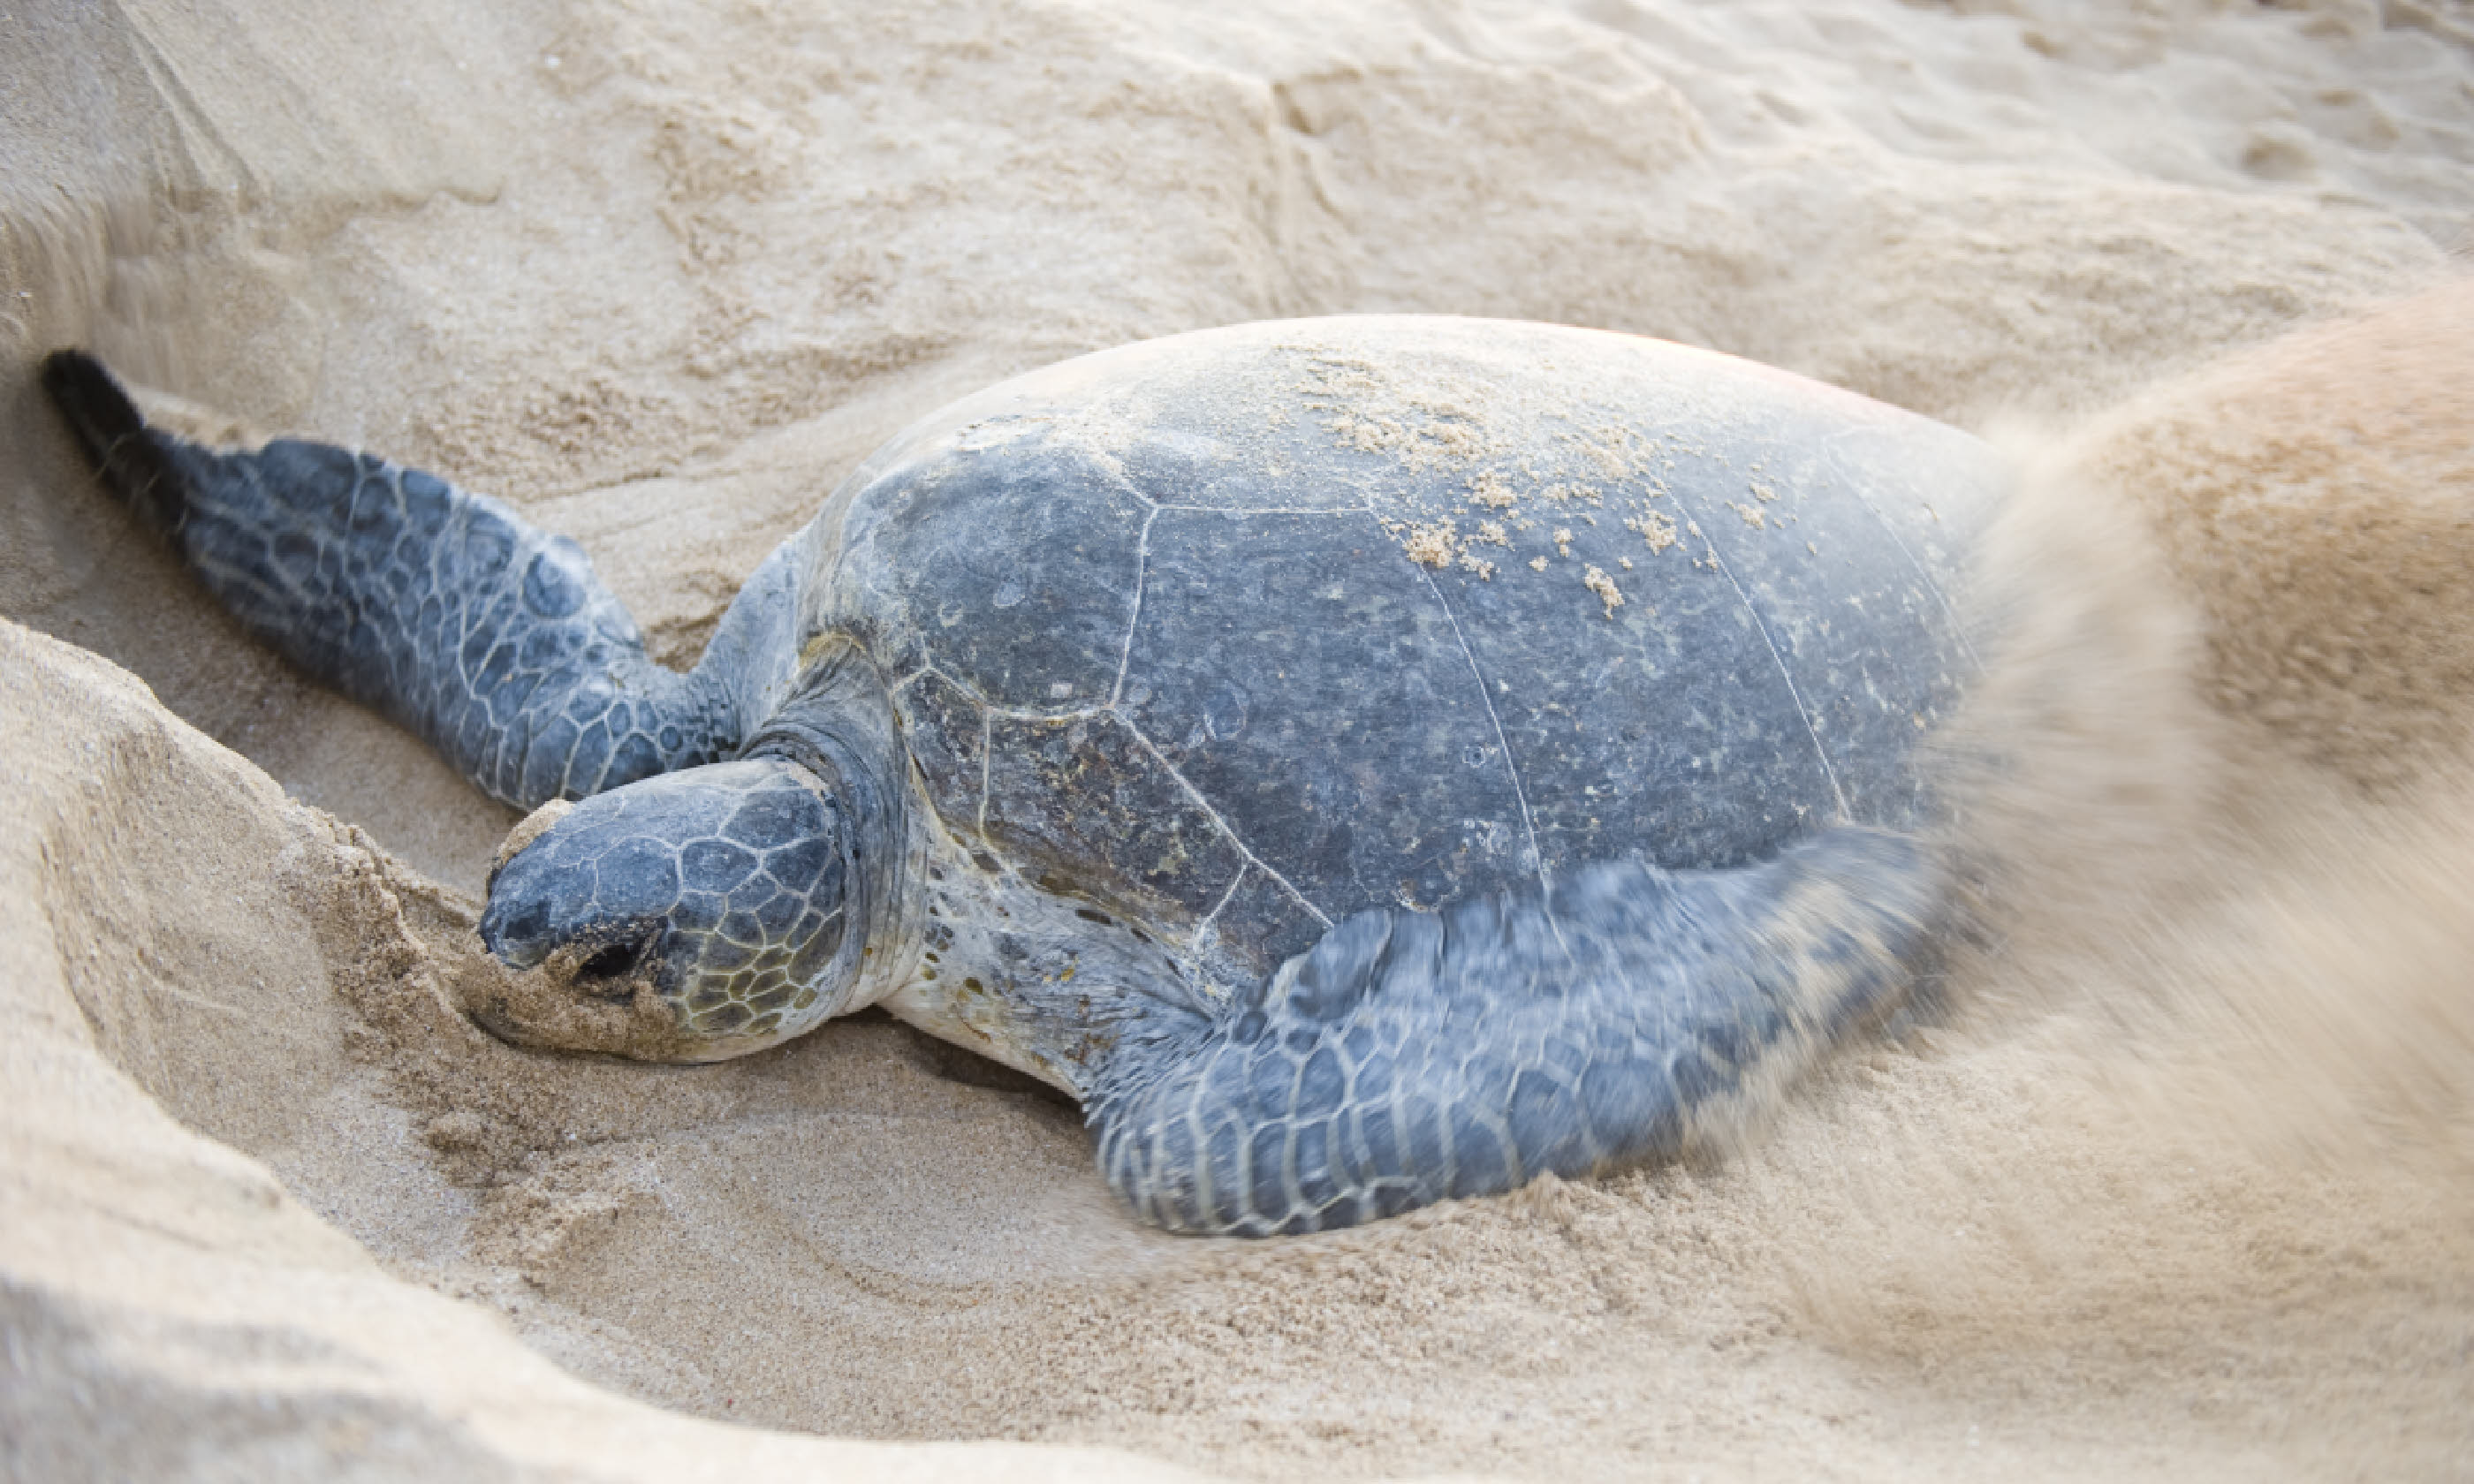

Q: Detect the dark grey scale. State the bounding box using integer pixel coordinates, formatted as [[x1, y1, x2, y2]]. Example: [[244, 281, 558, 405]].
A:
[[42, 318, 2005, 1237], [889, 670, 988, 829], [1440, 522, 1826, 875], [1623, 403, 1982, 828], [978, 707, 1250, 928], [1109, 420, 1355, 516], [1800, 413, 1980, 597], [1420, 404, 2002, 880], [846, 432, 1150, 708], [1198, 867, 1328, 983], [1121, 507, 1533, 920]]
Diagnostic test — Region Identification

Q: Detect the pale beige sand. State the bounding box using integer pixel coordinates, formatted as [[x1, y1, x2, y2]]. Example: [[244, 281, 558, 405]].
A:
[[4, 1, 2474, 1479]]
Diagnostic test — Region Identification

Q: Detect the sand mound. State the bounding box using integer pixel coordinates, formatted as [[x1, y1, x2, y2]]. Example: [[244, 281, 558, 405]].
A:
[[0, 622, 1189, 1480], [5, 1, 2472, 1478]]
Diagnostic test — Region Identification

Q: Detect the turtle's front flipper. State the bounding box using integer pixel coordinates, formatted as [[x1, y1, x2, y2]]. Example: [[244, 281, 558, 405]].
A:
[[1088, 827, 1939, 1236], [42, 350, 748, 809]]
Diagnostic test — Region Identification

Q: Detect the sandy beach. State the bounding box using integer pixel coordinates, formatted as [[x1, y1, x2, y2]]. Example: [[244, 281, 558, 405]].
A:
[[4, 1, 2472, 1478]]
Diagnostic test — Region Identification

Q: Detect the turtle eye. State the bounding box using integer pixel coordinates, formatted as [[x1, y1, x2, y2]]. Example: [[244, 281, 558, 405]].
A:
[[573, 935, 651, 1000], [578, 941, 638, 980]]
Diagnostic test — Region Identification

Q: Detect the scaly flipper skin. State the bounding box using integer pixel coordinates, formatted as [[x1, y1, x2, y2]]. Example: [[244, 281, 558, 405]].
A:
[[1088, 827, 1937, 1235], [41, 350, 739, 809]]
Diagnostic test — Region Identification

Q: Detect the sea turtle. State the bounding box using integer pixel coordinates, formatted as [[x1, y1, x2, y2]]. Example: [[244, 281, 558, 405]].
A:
[[42, 317, 2000, 1236]]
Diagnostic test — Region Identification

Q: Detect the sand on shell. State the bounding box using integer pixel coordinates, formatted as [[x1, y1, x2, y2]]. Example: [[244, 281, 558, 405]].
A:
[[4, 1, 2473, 1479]]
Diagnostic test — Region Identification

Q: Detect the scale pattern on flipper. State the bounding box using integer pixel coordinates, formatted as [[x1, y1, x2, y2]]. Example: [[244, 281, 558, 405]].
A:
[[40, 351, 737, 809], [1088, 826, 1938, 1235]]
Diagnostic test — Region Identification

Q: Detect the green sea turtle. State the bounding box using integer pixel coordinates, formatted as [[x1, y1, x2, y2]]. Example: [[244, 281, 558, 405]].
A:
[[42, 317, 2000, 1235]]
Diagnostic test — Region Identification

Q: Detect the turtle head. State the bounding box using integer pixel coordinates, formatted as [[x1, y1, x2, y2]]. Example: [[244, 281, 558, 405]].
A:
[[469, 759, 868, 1062]]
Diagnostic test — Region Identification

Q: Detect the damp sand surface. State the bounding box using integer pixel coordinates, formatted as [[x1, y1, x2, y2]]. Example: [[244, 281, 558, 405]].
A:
[[4, 2, 2474, 1479]]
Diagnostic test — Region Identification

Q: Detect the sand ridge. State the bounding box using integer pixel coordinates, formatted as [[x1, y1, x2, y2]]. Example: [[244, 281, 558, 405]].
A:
[[5, 0, 2474, 1479]]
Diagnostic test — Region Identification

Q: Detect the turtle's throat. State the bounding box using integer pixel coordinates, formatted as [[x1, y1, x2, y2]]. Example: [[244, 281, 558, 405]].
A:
[[734, 636, 927, 1018]]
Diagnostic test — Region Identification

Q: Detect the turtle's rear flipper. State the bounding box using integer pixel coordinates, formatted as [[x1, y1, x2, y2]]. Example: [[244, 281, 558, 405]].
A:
[[1088, 826, 1939, 1236], [40, 350, 749, 809]]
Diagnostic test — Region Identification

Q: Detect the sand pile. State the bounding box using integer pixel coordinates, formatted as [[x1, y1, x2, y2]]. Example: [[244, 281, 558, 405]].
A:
[[4, 0, 2472, 1478]]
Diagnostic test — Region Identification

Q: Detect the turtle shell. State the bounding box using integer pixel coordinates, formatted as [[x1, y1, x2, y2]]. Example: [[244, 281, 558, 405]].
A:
[[808, 317, 2001, 985]]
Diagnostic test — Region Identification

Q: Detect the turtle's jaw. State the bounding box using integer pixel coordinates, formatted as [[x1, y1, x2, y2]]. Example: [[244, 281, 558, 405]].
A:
[[467, 758, 868, 1062], [464, 916, 743, 1063]]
